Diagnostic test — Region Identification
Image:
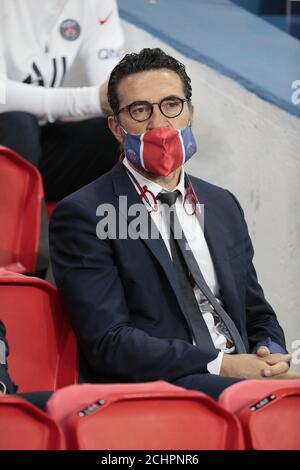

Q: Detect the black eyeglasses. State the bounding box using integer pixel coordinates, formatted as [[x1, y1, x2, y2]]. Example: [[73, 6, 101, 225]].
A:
[[116, 96, 189, 122]]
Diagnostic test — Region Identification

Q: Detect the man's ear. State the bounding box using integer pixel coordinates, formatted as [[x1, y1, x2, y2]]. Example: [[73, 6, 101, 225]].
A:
[[108, 115, 124, 144]]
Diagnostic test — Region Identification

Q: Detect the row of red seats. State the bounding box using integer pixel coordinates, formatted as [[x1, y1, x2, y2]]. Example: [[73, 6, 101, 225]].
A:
[[0, 272, 299, 450], [1, 379, 300, 450], [1, 382, 242, 450]]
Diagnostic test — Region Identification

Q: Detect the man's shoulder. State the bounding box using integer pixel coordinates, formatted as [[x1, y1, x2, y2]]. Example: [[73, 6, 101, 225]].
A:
[[52, 164, 119, 220], [188, 174, 233, 200], [188, 174, 243, 217]]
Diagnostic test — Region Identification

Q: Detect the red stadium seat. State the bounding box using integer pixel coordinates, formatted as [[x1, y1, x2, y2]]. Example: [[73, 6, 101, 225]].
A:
[[0, 145, 44, 273], [0, 268, 25, 278], [219, 380, 300, 449], [47, 382, 244, 450], [219, 379, 300, 414], [0, 274, 78, 393], [0, 395, 64, 450], [239, 387, 300, 450]]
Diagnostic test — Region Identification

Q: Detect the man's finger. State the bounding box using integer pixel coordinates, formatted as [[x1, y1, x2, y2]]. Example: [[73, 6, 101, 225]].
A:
[[256, 346, 270, 357], [280, 371, 300, 380], [263, 353, 292, 365], [266, 370, 300, 380], [263, 361, 289, 377]]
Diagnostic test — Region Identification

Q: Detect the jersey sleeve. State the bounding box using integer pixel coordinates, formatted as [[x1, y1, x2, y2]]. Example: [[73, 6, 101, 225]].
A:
[[0, 80, 101, 122]]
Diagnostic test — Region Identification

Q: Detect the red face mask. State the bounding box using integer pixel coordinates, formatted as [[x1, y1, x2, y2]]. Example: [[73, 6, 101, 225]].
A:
[[122, 126, 197, 176]]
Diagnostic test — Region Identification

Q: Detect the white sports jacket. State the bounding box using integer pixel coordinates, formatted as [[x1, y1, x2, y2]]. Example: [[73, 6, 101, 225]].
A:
[[0, 0, 125, 122]]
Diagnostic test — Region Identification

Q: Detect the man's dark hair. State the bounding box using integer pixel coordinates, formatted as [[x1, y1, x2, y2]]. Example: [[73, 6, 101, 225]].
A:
[[108, 48, 192, 114]]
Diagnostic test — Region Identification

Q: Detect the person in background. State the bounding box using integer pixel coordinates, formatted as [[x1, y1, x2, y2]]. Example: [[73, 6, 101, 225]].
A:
[[0, 0, 125, 201], [0, 320, 17, 396], [0, 320, 51, 410]]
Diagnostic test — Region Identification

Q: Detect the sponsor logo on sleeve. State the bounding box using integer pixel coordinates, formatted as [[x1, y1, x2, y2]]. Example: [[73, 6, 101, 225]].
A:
[[97, 48, 125, 61]]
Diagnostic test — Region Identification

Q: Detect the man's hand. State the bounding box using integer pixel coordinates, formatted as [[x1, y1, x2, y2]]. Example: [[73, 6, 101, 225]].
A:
[[256, 346, 300, 378], [255, 346, 292, 377], [99, 81, 112, 115], [220, 353, 293, 379]]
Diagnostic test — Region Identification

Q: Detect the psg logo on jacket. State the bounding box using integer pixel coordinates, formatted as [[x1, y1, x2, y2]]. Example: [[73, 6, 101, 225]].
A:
[[60, 19, 81, 41]]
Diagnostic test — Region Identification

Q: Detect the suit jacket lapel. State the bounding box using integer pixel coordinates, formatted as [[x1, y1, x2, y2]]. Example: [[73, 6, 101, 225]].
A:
[[201, 202, 243, 331]]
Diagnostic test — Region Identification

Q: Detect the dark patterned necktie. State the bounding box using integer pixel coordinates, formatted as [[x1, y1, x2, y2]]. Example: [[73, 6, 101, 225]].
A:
[[157, 190, 246, 354]]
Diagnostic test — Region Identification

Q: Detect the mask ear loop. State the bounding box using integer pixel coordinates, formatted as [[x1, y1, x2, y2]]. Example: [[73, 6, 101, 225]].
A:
[[183, 175, 201, 216], [123, 166, 158, 213], [119, 125, 128, 136], [117, 115, 127, 162], [140, 186, 158, 213]]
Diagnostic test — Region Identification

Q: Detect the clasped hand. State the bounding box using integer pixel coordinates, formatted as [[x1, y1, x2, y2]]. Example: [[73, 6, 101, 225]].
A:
[[221, 346, 300, 379]]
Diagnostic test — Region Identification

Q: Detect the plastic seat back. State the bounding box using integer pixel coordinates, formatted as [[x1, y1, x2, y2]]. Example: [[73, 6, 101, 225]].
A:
[[0, 395, 64, 450], [219, 379, 300, 414], [239, 387, 300, 450], [0, 145, 44, 273], [0, 275, 78, 392], [47, 382, 244, 450]]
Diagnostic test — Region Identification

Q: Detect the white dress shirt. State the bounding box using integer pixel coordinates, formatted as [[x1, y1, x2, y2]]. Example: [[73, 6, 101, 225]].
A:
[[0, 0, 124, 122], [123, 158, 236, 375]]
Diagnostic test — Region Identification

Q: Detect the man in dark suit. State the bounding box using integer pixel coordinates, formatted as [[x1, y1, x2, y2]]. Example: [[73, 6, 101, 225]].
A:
[[49, 48, 299, 399], [0, 320, 17, 395]]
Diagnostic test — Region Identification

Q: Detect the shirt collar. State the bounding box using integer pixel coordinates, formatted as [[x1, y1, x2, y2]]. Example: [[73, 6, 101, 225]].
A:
[[123, 157, 186, 199]]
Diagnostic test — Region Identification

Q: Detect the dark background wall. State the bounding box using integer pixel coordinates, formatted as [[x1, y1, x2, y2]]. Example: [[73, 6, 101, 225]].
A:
[[231, 0, 300, 15]]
